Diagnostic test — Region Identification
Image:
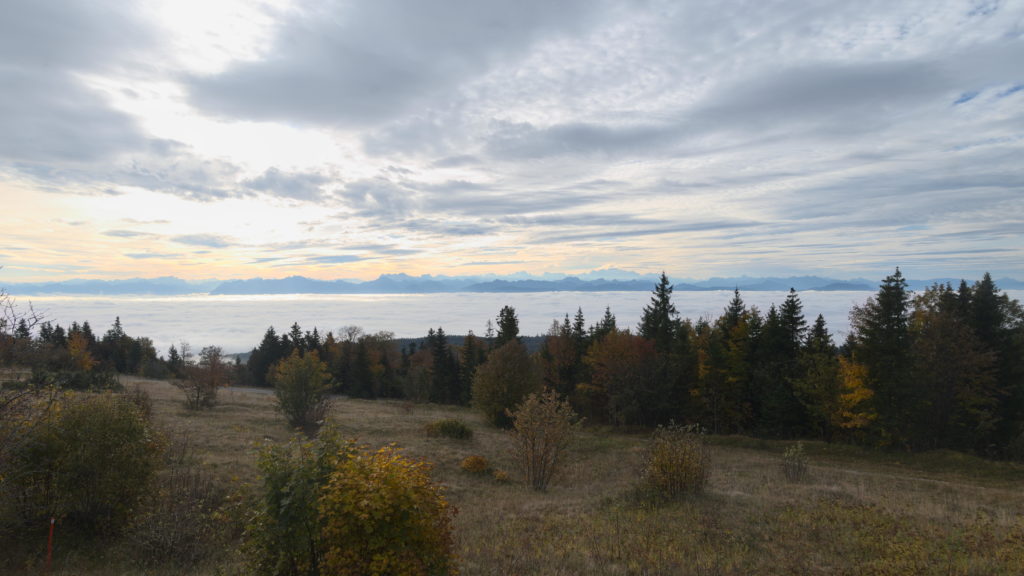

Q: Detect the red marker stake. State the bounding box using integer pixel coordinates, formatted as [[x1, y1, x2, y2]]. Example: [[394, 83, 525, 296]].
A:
[[45, 517, 54, 572]]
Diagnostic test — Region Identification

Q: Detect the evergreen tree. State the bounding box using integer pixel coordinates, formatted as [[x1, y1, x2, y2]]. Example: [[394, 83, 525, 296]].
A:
[[459, 331, 485, 405], [849, 268, 913, 446], [248, 326, 284, 387], [750, 304, 804, 436], [780, 288, 808, 353], [591, 307, 617, 341], [495, 306, 520, 348], [428, 327, 461, 404], [908, 283, 998, 451], [968, 273, 1024, 451], [793, 315, 840, 440], [723, 289, 746, 329], [639, 272, 678, 354]]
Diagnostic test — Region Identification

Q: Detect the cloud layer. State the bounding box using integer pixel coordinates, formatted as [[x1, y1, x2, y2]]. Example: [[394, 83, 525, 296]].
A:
[[1, 0, 1022, 282]]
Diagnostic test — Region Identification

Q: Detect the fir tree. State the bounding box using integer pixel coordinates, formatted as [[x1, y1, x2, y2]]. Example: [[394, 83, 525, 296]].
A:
[[639, 272, 678, 353], [849, 268, 913, 446], [495, 306, 520, 348]]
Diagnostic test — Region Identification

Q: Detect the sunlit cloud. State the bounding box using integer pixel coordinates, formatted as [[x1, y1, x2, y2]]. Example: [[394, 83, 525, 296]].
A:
[[0, 0, 1021, 283]]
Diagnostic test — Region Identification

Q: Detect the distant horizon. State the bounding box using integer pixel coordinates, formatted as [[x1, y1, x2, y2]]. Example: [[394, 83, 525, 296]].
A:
[[5, 268, 1022, 297], [4, 267, 1024, 286]]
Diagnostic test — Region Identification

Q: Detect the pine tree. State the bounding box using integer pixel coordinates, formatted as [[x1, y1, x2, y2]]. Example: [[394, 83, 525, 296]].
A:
[[639, 272, 678, 354], [780, 288, 808, 353], [249, 326, 284, 387], [793, 315, 840, 440], [495, 306, 520, 348], [849, 268, 912, 446], [429, 327, 460, 404], [459, 331, 485, 405], [591, 307, 617, 341]]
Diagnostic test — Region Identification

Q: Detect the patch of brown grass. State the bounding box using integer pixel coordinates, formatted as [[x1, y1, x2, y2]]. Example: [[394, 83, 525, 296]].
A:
[[28, 376, 1024, 575]]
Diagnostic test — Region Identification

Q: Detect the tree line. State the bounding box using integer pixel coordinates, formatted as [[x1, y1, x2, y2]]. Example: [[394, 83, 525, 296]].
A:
[[3, 270, 1022, 456], [241, 270, 1024, 456]]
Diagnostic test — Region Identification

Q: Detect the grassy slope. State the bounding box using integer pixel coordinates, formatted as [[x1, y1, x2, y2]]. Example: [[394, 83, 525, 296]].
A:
[[44, 378, 1024, 575]]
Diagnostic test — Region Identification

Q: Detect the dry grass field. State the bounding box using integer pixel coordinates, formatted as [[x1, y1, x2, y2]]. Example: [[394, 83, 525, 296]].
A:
[[31, 377, 1024, 575]]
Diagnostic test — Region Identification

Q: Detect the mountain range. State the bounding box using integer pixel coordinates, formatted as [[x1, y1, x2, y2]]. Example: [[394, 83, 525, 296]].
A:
[[5, 270, 1022, 296]]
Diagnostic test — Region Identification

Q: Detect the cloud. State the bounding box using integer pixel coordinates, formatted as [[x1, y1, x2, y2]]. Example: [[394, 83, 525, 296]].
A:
[[243, 167, 330, 201], [306, 255, 363, 265], [187, 0, 611, 127], [103, 230, 153, 238], [0, 2, 153, 165], [170, 234, 234, 249], [343, 177, 418, 218], [125, 253, 176, 260]]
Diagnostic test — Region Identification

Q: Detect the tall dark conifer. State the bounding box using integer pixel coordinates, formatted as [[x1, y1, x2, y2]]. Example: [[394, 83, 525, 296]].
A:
[[849, 268, 913, 445], [495, 306, 520, 348], [639, 272, 677, 354]]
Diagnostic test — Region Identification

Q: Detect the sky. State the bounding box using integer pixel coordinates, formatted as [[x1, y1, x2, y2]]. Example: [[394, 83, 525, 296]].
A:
[[1, 0, 1022, 284]]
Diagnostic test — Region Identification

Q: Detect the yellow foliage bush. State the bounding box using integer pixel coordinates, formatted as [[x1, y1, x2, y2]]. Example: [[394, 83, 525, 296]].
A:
[[319, 444, 457, 576], [460, 455, 490, 474]]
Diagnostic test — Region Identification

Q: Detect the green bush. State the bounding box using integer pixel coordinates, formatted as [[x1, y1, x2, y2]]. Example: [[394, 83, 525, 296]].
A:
[[29, 368, 120, 390], [245, 430, 353, 576], [270, 351, 333, 436], [640, 423, 710, 500], [245, 433, 456, 576], [1, 391, 163, 539], [425, 418, 473, 440], [782, 441, 810, 482]]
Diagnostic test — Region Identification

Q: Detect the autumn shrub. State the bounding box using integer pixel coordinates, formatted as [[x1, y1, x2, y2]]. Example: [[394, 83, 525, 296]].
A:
[[245, 430, 353, 576], [460, 454, 490, 474], [271, 350, 333, 436], [0, 391, 163, 540], [319, 444, 457, 576], [174, 345, 228, 410], [425, 417, 473, 440], [246, 433, 455, 576], [509, 389, 581, 491], [782, 441, 810, 482], [640, 423, 710, 499]]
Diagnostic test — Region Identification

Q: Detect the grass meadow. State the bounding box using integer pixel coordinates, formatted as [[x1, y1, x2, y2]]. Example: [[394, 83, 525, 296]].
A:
[[24, 377, 1024, 575]]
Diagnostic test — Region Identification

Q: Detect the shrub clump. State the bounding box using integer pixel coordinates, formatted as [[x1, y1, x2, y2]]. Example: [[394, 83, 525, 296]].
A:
[[270, 350, 333, 436], [245, 432, 456, 576], [319, 444, 457, 576], [245, 430, 352, 576], [425, 418, 473, 440], [640, 423, 710, 499], [509, 389, 581, 491], [173, 345, 229, 410], [0, 390, 163, 540], [782, 441, 810, 482], [460, 455, 490, 474]]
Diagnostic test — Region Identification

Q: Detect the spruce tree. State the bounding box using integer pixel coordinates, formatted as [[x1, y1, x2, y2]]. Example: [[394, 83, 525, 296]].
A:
[[849, 268, 912, 446], [495, 306, 520, 348], [639, 272, 677, 354]]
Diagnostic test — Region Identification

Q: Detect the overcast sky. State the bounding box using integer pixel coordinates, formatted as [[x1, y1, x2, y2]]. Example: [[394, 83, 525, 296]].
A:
[[2, 0, 1022, 283]]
